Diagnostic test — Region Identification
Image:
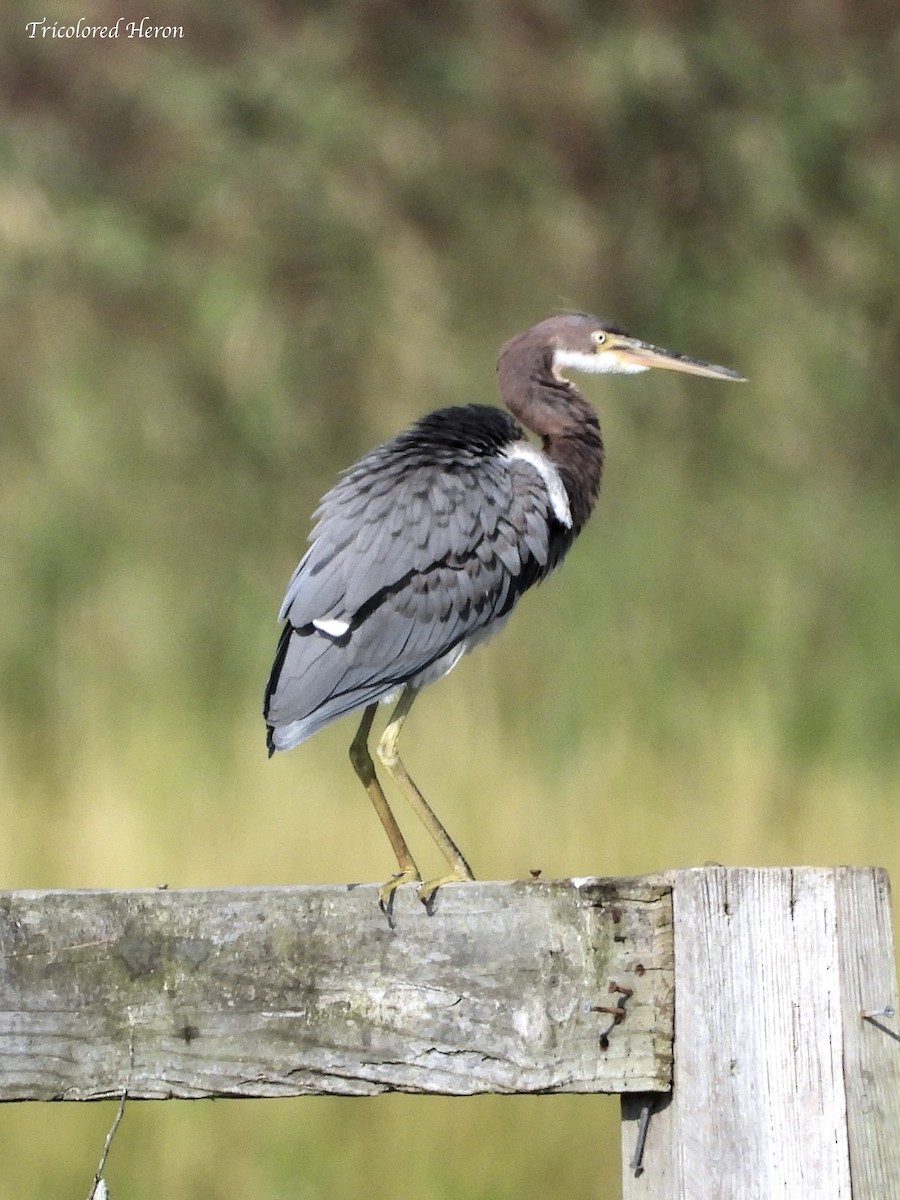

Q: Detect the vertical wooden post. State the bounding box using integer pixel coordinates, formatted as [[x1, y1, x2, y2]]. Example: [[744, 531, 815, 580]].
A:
[[621, 866, 900, 1199]]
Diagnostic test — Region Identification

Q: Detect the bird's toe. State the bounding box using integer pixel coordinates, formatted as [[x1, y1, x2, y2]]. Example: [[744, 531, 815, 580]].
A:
[[417, 867, 476, 909], [378, 868, 422, 912]]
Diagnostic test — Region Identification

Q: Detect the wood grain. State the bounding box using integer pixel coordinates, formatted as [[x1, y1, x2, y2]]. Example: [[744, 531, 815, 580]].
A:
[[0, 876, 672, 1100], [621, 866, 900, 1200]]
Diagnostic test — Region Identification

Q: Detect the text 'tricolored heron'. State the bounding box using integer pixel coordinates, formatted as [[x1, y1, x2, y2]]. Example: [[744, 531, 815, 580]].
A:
[[264, 313, 744, 906]]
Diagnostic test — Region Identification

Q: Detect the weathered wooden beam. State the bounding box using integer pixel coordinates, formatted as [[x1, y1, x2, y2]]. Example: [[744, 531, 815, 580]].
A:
[[620, 866, 900, 1200], [0, 876, 673, 1100]]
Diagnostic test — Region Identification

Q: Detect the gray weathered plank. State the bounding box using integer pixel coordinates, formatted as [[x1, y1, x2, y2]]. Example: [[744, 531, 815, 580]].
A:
[[835, 868, 900, 1199], [0, 876, 673, 1100], [621, 866, 900, 1200]]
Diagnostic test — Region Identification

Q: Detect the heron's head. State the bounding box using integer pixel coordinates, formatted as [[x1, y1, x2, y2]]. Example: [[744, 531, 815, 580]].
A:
[[543, 312, 745, 383]]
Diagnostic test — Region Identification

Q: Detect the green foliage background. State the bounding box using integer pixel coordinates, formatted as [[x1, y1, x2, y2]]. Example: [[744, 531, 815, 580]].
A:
[[2, 1, 899, 1197]]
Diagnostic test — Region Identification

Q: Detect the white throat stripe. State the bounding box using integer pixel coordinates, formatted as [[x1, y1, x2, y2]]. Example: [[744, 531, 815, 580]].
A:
[[503, 442, 572, 528], [554, 348, 649, 375]]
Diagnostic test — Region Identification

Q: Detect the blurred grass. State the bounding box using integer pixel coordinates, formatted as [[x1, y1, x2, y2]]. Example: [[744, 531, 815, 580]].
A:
[[2, 0, 900, 1197]]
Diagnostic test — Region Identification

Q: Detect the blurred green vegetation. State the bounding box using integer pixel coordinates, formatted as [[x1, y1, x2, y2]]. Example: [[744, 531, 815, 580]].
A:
[[2, 0, 899, 1197]]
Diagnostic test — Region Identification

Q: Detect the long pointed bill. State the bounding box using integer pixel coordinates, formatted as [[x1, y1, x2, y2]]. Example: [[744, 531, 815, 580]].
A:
[[608, 336, 746, 382]]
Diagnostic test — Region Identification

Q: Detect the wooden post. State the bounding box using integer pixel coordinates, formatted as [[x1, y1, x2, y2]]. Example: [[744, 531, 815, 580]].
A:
[[621, 866, 900, 1199], [0, 876, 672, 1099], [1, 868, 897, 1197]]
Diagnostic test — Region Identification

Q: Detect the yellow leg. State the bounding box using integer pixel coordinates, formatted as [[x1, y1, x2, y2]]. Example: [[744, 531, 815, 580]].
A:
[[349, 704, 421, 907], [376, 686, 475, 903]]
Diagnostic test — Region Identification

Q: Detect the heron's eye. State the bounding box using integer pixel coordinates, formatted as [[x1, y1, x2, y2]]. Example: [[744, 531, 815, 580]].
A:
[[591, 330, 607, 347]]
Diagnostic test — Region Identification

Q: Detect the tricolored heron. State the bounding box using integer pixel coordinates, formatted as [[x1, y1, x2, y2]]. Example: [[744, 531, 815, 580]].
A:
[[264, 313, 743, 905]]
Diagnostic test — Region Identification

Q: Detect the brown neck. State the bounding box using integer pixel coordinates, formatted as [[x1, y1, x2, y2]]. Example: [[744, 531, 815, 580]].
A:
[[497, 336, 604, 531]]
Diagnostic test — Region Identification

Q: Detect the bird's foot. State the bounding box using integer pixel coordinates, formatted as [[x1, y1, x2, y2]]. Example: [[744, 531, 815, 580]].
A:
[[378, 867, 421, 912], [417, 865, 475, 909]]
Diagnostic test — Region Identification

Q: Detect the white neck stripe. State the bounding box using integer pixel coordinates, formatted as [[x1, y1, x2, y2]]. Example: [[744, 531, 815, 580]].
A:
[[502, 442, 572, 528]]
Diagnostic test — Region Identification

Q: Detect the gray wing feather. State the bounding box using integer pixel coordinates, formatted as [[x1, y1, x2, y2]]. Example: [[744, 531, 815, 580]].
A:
[[266, 421, 572, 749], [281, 462, 499, 627]]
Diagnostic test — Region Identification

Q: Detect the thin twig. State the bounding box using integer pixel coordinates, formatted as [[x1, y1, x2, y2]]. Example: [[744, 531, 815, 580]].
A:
[[86, 1013, 135, 1200]]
